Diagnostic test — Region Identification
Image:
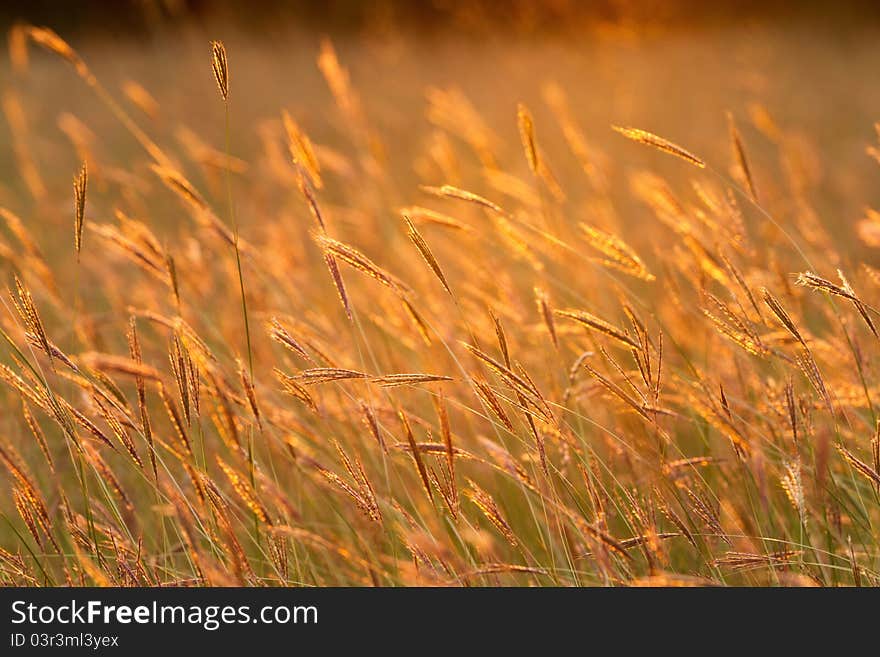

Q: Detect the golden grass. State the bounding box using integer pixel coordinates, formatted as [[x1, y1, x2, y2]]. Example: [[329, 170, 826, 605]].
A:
[[0, 22, 878, 588]]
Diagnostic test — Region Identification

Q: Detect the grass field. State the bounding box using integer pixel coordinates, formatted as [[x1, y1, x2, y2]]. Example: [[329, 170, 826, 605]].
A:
[[1, 15, 880, 586]]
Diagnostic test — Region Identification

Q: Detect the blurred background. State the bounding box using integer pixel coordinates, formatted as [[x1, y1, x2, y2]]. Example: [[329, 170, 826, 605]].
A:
[[2, 1, 880, 248], [2, 1, 880, 36]]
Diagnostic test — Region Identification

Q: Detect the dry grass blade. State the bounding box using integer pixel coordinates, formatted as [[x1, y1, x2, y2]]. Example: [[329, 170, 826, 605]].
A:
[[727, 112, 758, 202], [794, 350, 833, 414], [837, 444, 880, 486], [315, 233, 409, 293], [217, 457, 269, 524], [462, 343, 538, 401], [395, 442, 473, 459], [371, 373, 453, 387], [282, 109, 322, 188], [151, 165, 208, 213], [399, 206, 472, 231], [421, 184, 504, 215], [701, 293, 766, 356], [612, 125, 705, 168], [295, 170, 326, 231], [403, 215, 451, 295], [88, 221, 170, 286], [434, 392, 454, 480], [555, 309, 640, 350], [296, 368, 368, 385], [210, 41, 229, 101], [534, 287, 558, 349], [73, 162, 87, 259], [127, 318, 155, 480], [796, 271, 853, 300], [797, 270, 878, 337], [238, 359, 262, 430], [489, 308, 510, 367], [8, 24, 29, 75], [455, 564, 548, 582], [20, 400, 54, 472], [25, 26, 90, 78], [78, 352, 161, 380], [401, 297, 432, 346], [720, 252, 763, 321], [24, 333, 76, 372], [472, 379, 515, 432], [580, 223, 655, 281], [267, 318, 312, 361], [158, 383, 190, 455], [400, 410, 433, 502], [714, 550, 800, 571], [359, 400, 385, 452], [873, 422, 880, 493], [584, 364, 650, 420], [761, 288, 806, 346], [274, 369, 317, 412], [664, 456, 720, 472], [11, 276, 52, 367], [323, 253, 352, 320], [466, 479, 518, 546], [780, 460, 805, 521], [517, 103, 539, 174], [122, 80, 159, 120], [837, 269, 877, 337], [318, 462, 379, 523]]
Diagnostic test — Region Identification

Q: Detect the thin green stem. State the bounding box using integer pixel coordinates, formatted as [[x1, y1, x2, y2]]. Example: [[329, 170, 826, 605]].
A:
[[223, 101, 254, 379], [222, 100, 258, 540]]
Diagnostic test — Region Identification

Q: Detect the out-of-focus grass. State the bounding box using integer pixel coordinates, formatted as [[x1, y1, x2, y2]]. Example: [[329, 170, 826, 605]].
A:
[[4, 23, 880, 233]]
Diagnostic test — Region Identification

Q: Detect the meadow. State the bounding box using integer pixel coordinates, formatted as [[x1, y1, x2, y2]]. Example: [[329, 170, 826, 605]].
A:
[[1, 16, 879, 586]]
